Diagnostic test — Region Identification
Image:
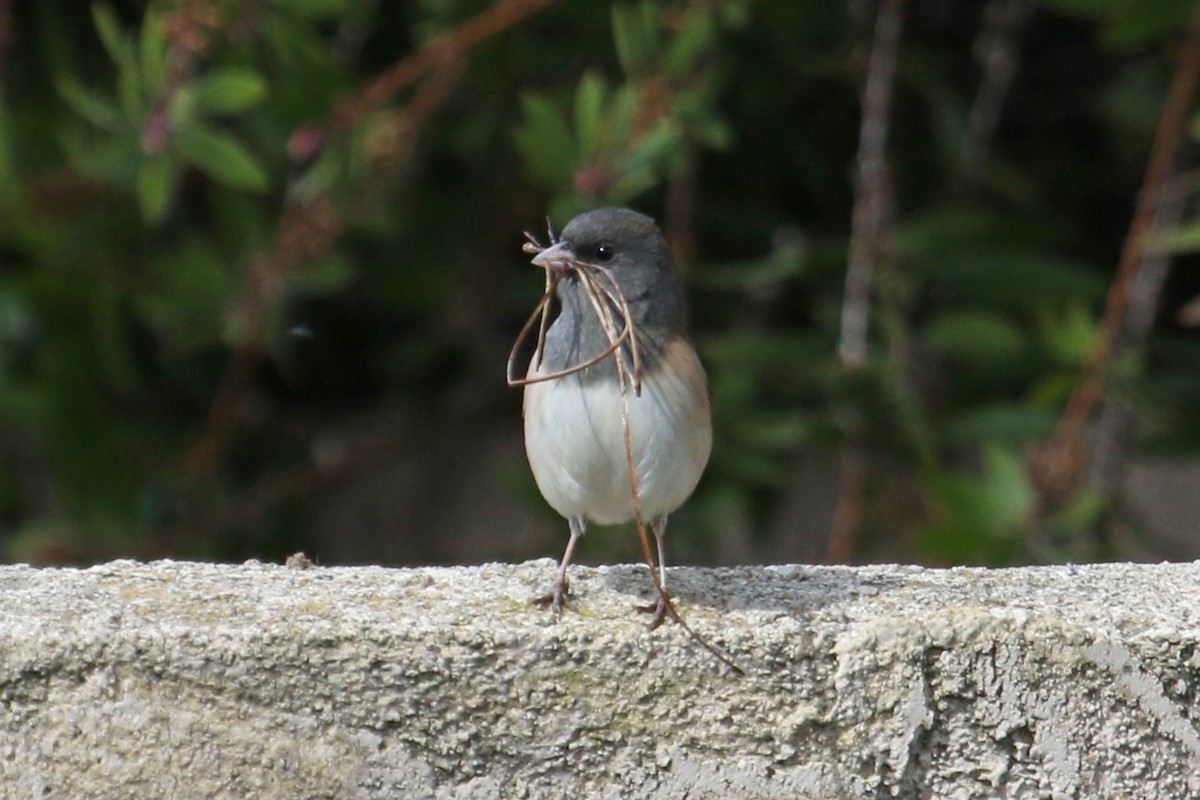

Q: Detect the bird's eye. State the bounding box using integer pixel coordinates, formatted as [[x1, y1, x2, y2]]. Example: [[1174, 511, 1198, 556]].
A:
[[595, 244, 614, 262]]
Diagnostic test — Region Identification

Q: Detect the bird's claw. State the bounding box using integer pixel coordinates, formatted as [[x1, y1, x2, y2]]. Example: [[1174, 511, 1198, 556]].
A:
[[636, 588, 674, 631], [532, 579, 574, 616]]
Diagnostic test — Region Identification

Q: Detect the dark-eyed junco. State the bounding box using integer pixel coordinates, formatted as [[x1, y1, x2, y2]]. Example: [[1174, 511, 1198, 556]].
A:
[[521, 207, 711, 622]]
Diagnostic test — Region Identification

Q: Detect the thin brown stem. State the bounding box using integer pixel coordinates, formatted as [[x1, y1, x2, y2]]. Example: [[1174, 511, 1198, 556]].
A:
[[184, 341, 263, 476], [1036, 5, 1200, 503], [664, 143, 698, 268], [184, 197, 342, 476], [535, 269, 553, 368], [589, 266, 644, 394], [1088, 169, 1191, 552], [829, 0, 905, 565], [505, 276, 635, 387], [956, 0, 1037, 185], [331, 0, 557, 130], [825, 445, 864, 565], [839, 0, 905, 371], [609, 295, 744, 675], [0, 0, 11, 84]]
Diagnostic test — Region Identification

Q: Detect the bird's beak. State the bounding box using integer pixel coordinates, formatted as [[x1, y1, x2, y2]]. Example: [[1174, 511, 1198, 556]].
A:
[[531, 240, 575, 273]]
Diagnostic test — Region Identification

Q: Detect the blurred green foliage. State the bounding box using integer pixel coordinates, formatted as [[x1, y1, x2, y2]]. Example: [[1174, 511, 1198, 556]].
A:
[[2, 0, 1200, 567]]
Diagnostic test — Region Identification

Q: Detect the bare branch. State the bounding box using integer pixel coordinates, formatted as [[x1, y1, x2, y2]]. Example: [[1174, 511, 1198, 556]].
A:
[[839, 0, 905, 371], [1036, 6, 1200, 504], [828, 0, 906, 565], [957, 0, 1038, 184], [331, 0, 557, 130]]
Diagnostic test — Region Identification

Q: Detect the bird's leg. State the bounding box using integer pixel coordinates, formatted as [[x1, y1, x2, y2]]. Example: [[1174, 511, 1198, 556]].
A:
[[653, 514, 669, 589], [637, 514, 673, 629], [533, 516, 585, 614]]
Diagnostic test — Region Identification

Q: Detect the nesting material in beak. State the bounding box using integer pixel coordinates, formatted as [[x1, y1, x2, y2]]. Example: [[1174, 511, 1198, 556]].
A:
[[531, 240, 575, 273]]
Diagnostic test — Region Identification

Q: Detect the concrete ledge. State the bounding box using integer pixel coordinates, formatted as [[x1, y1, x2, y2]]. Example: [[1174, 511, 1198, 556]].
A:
[[2, 559, 1200, 798]]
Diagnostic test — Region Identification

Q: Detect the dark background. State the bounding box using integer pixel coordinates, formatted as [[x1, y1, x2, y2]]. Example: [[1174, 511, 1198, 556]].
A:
[[3, 0, 1200, 570]]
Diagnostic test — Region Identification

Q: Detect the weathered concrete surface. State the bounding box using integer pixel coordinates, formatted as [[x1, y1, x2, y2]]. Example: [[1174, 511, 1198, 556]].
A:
[[2, 559, 1200, 799]]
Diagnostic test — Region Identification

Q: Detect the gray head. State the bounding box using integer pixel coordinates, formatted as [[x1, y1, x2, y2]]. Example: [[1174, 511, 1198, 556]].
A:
[[533, 207, 685, 334]]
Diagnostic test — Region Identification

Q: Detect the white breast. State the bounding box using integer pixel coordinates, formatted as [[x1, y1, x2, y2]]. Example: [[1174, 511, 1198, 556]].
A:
[[522, 341, 712, 526]]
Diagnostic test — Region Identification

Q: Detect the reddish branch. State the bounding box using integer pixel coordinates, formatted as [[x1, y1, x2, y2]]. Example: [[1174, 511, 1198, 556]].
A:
[[838, 0, 904, 372], [185, 197, 342, 475], [188, 0, 554, 480], [1035, 7, 1200, 503], [827, 0, 905, 565], [330, 0, 557, 130], [0, 0, 11, 83]]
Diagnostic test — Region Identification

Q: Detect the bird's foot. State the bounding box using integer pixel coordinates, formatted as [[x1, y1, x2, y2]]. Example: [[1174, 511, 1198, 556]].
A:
[[636, 587, 675, 631], [532, 578, 574, 616]]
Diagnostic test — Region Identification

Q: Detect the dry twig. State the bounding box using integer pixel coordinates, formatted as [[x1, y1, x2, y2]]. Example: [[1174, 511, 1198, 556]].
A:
[[1086, 170, 1192, 555], [330, 0, 557, 131], [828, 0, 905, 565], [188, 1, 548, 478], [956, 0, 1037, 185], [1036, 6, 1200, 505], [0, 0, 11, 83]]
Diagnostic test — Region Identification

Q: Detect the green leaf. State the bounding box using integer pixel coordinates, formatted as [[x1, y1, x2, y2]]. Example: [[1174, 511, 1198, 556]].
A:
[[290, 253, 356, 294], [1039, 0, 1119, 13], [116, 67, 145, 124], [191, 69, 269, 114], [38, 313, 137, 527], [612, 2, 659, 76], [623, 121, 680, 173], [174, 124, 270, 192], [1048, 489, 1106, 534], [718, 441, 784, 486], [701, 332, 830, 369], [137, 155, 177, 223], [139, 8, 168, 94], [1029, 372, 1079, 406], [58, 127, 141, 184], [663, 12, 714, 80], [90, 281, 140, 393], [1036, 303, 1098, 365], [944, 404, 1059, 445], [731, 411, 810, 451], [691, 117, 733, 150], [920, 445, 1034, 563], [608, 167, 658, 202], [691, 247, 806, 290], [514, 94, 576, 187], [1146, 219, 1200, 254], [719, 0, 753, 27], [92, 3, 135, 70], [281, 0, 354, 17], [607, 84, 643, 147], [574, 72, 607, 162], [981, 445, 1036, 527], [918, 249, 1107, 308], [1104, 61, 1167, 138], [1101, 0, 1193, 49], [137, 239, 237, 354], [896, 209, 1010, 258], [92, 3, 149, 121], [923, 309, 1029, 362], [612, 5, 640, 75], [0, 100, 13, 206], [56, 75, 126, 130], [291, 143, 345, 200]]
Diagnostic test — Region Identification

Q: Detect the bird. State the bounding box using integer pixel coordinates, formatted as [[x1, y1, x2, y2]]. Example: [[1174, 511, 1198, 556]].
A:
[[520, 207, 712, 626]]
